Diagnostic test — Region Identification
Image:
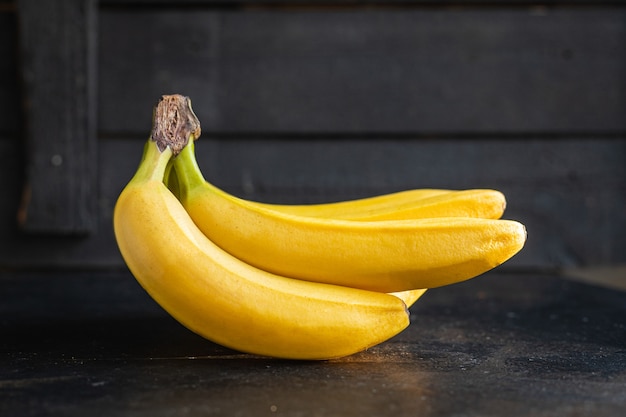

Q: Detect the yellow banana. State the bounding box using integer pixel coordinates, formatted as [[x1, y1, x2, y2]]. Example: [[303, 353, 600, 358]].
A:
[[254, 189, 505, 221], [167, 166, 454, 220], [390, 288, 427, 307], [168, 164, 505, 221], [113, 100, 411, 360], [170, 169, 504, 221], [174, 141, 527, 293]]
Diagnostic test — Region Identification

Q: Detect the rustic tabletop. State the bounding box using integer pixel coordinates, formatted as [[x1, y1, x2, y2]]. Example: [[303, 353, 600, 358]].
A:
[[1, 269, 625, 417]]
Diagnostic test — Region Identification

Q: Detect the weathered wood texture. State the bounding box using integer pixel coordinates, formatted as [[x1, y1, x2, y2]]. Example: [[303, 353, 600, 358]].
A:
[[0, 137, 623, 268], [0, 3, 624, 269], [17, 0, 97, 234], [99, 8, 626, 134], [0, 9, 18, 136]]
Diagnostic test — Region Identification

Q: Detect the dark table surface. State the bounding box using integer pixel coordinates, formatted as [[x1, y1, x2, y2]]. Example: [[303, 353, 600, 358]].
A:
[[1, 269, 625, 417]]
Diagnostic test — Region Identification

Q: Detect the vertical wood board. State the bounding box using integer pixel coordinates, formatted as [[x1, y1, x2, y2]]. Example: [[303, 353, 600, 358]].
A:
[[17, 0, 97, 234], [0, 10, 18, 135]]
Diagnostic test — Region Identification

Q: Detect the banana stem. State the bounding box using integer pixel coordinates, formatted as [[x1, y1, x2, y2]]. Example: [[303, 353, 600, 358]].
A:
[[131, 141, 173, 183], [173, 142, 209, 200], [150, 94, 201, 155], [164, 160, 180, 199], [131, 94, 202, 184]]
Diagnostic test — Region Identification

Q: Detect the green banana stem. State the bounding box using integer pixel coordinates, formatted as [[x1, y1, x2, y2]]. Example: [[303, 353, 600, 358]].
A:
[[165, 160, 180, 199], [173, 141, 207, 202], [131, 140, 173, 183]]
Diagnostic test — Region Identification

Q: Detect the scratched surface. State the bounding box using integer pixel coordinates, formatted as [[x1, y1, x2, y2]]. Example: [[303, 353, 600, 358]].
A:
[[1, 270, 625, 416]]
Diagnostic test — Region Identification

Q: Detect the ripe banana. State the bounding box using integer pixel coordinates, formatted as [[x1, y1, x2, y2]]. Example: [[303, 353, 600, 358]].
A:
[[114, 98, 411, 360], [167, 166, 454, 219], [254, 189, 506, 221], [168, 165, 505, 221], [173, 141, 527, 293]]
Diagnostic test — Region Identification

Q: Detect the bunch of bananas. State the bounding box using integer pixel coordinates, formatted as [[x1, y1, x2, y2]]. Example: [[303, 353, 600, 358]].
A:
[[114, 95, 527, 360]]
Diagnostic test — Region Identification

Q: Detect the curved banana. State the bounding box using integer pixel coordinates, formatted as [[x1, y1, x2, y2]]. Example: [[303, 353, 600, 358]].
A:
[[254, 189, 505, 221], [168, 163, 506, 221], [167, 166, 454, 220], [174, 142, 527, 293], [114, 127, 410, 359], [170, 168, 504, 221]]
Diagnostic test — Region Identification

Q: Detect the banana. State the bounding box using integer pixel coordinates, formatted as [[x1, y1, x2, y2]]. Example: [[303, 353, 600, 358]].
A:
[[167, 166, 453, 219], [113, 98, 411, 360], [168, 164, 506, 221], [174, 141, 527, 293], [390, 288, 427, 307], [254, 189, 505, 221], [170, 166, 504, 221]]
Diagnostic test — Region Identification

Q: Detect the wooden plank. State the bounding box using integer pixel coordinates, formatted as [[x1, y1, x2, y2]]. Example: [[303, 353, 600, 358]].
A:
[[0, 137, 143, 269], [99, 7, 626, 134], [0, 136, 23, 244], [3, 136, 621, 269], [202, 137, 626, 199], [0, 10, 18, 135], [17, 0, 98, 234]]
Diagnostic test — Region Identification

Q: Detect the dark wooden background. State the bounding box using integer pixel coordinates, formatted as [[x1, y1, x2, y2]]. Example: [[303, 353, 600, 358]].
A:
[[0, 0, 624, 270]]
